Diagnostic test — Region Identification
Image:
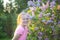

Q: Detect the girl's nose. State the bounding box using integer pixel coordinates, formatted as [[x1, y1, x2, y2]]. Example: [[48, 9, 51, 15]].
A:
[[23, 20, 28, 23]]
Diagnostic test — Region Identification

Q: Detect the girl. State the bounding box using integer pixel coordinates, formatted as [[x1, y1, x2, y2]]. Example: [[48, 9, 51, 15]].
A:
[[12, 12, 31, 40]]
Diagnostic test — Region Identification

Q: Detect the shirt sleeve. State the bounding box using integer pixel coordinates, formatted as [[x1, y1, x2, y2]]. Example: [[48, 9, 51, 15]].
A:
[[14, 26, 24, 35]]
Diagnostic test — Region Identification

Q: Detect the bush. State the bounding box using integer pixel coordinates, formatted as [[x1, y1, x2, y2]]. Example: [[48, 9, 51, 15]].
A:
[[24, 0, 60, 40]]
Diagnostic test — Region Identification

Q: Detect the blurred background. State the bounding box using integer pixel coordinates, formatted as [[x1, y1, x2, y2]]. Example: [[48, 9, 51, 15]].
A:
[[0, 0, 60, 40], [0, 0, 28, 40]]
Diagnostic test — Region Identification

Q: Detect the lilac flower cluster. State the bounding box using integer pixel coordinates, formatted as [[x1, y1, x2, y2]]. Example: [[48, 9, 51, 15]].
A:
[[27, 0, 41, 7], [27, 0, 56, 11], [27, 0, 58, 40], [46, 19, 53, 24], [38, 32, 43, 40], [43, 13, 50, 17], [39, 12, 43, 18], [38, 32, 43, 36], [45, 37, 49, 40], [58, 21, 60, 24], [27, 0, 36, 7], [50, 1, 56, 9]]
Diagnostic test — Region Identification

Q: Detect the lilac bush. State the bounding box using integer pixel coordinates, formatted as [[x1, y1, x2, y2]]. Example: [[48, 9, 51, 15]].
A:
[[26, 0, 60, 40]]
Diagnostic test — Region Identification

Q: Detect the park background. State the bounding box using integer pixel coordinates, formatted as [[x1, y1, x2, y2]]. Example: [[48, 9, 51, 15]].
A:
[[0, 0, 60, 40]]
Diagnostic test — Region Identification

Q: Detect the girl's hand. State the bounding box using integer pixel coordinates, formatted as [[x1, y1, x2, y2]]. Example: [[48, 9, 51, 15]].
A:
[[12, 34, 22, 40]]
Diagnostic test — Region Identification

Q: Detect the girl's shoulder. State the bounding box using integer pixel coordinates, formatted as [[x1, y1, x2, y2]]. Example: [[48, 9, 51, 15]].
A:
[[16, 25, 24, 31], [14, 25, 24, 35]]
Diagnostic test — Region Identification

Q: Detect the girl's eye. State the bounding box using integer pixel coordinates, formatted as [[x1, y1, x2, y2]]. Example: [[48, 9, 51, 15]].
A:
[[23, 19, 25, 20], [23, 18, 28, 20], [26, 18, 29, 20]]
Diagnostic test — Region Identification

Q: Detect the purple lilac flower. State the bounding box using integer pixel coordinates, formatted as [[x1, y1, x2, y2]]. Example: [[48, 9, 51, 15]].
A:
[[51, 14, 55, 20], [45, 38, 49, 40], [37, 0, 41, 2], [36, 2, 40, 7], [44, 13, 50, 16], [29, 16, 34, 19], [50, 16, 55, 20], [40, 4, 47, 11], [38, 32, 43, 36], [39, 12, 43, 18], [39, 3, 46, 11], [27, 1, 36, 7], [38, 32, 43, 40], [40, 1, 49, 11], [45, 1, 50, 8], [58, 21, 60, 24], [48, 20, 53, 23], [26, 13, 33, 19], [51, 14, 55, 18], [50, 1, 56, 9], [26, 13, 35, 20], [46, 19, 53, 24]]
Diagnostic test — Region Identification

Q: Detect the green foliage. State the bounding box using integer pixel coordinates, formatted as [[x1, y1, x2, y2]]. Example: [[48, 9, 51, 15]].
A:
[[15, 0, 29, 13], [0, 13, 8, 38], [0, 0, 28, 38]]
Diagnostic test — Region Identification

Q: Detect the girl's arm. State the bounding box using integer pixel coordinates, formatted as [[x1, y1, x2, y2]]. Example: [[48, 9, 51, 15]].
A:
[[12, 34, 22, 40], [12, 25, 24, 40]]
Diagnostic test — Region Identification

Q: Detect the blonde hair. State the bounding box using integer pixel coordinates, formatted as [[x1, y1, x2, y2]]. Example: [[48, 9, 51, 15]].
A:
[[17, 12, 26, 25]]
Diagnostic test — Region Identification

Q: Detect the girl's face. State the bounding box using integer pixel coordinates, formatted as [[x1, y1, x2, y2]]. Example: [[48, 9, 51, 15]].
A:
[[21, 15, 29, 26]]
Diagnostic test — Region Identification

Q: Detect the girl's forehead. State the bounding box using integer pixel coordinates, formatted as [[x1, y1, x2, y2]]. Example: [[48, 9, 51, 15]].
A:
[[22, 15, 28, 18], [20, 13, 31, 19]]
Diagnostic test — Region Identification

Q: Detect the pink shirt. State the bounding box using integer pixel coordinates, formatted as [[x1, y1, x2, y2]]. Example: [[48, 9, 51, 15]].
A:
[[14, 25, 28, 40]]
